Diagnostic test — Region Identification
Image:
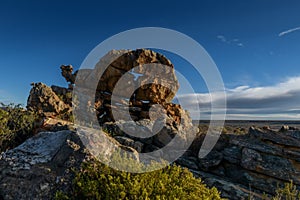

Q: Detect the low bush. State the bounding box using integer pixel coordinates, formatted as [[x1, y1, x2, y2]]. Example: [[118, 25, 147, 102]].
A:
[[271, 181, 300, 200], [0, 103, 39, 151], [56, 160, 223, 200]]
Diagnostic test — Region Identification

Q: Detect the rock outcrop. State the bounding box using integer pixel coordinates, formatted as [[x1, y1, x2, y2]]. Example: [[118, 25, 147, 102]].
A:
[[6, 49, 299, 199], [65, 49, 184, 125], [60, 65, 76, 85], [95, 49, 178, 103], [32, 49, 187, 126], [178, 126, 300, 199], [64, 49, 178, 103], [102, 116, 197, 162], [0, 130, 85, 199], [27, 83, 71, 117], [0, 127, 140, 199], [62, 49, 197, 162]]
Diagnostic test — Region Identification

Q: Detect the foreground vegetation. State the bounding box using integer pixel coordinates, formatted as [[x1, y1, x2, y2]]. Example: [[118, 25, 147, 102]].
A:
[[271, 181, 300, 200], [55, 162, 300, 200], [55, 160, 223, 200], [0, 103, 39, 151], [56, 160, 300, 200]]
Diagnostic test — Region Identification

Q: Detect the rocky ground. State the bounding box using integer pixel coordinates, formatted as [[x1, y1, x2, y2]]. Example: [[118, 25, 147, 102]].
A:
[[1, 119, 299, 199], [0, 49, 299, 199], [187, 125, 300, 199]]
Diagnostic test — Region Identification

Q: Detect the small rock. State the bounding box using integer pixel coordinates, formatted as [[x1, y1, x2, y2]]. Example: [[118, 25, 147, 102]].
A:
[[280, 125, 289, 132], [133, 141, 144, 153], [67, 139, 81, 151], [176, 157, 199, 170], [40, 183, 49, 191], [198, 150, 223, 171]]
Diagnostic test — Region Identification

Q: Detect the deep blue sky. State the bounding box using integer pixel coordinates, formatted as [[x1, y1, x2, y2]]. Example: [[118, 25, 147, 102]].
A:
[[1, 0, 300, 119]]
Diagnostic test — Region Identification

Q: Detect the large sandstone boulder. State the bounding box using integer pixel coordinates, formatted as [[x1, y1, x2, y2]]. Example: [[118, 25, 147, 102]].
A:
[[92, 49, 179, 103], [58, 49, 198, 166], [63, 49, 179, 104], [68, 49, 187, 125], [27, 83, 71, 116]]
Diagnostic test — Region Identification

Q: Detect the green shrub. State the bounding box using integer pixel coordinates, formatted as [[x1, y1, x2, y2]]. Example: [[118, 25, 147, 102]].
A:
[[271, 181, 300, 200], [57, 110, 74, 122], [54, 191, 70, 200], [0, 103, 39, 151], [57, 160, 223, 200]]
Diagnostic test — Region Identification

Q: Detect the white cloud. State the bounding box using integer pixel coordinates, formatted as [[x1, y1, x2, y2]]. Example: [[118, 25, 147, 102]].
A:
[[176, 76, 300, 120], [278, 26, 300, 37], [217, 35, 227, 42], [217, 35, 244, 47]]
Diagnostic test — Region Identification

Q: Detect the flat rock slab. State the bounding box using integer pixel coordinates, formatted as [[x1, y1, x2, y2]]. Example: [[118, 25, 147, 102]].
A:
[[0, 130, 86, 200], [1, 131, 72, 170]]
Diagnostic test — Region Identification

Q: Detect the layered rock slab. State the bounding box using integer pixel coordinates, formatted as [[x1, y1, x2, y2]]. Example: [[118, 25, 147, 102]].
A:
[[0, 127, 140, 199], [181, 126, 300, 199]]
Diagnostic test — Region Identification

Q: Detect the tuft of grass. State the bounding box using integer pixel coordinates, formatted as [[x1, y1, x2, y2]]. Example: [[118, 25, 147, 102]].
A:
[[271, 181, 300, 200]]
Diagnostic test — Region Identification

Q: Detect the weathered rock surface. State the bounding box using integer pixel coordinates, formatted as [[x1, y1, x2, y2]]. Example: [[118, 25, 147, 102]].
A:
[[0, 130, 85, 199], [103, 117, 197, 158], [64, 49, 178, 103], [180, 127, 300, 199], [67, 49, 186, 125], [1, 131, 73, 170], [28, 49, 192, 130], [0, 127, 141, 199], [51, 85, 72, 106], [60, 65, 76, 85], [27, 83, 71, 116], [92, 49, 179, 103]]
